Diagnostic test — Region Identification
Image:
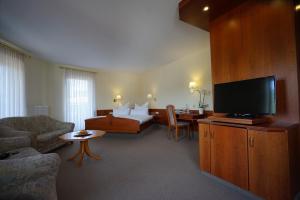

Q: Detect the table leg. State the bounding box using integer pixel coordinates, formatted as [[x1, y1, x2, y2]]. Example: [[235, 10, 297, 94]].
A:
[[78, 142, 85, 166], [84, 141, 101, 160], [68, 142, 84, 161], [67, 140, 101, 166]]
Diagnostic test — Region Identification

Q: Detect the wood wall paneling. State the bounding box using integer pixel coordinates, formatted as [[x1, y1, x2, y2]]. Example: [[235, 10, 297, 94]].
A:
[[210, 0, 299, 123], [295, 1, 300, 184], [179, 0, 247, 31]]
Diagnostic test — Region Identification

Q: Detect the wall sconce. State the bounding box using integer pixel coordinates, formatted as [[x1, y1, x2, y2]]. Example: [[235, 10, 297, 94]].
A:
[[189, 81, 200, 93], [147, 93, 157, 101], [113, 95, 122, 103]]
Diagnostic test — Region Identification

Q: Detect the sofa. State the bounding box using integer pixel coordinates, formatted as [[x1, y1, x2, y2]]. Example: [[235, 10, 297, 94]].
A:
[[0, 125, 61, 200], [0, 115, 75, 153], [0, 147, 61, 200]]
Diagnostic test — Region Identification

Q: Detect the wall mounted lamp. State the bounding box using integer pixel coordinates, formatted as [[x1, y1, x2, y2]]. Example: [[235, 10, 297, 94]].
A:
[[147, 93, 157, 101], [113, 95, 122, 103]]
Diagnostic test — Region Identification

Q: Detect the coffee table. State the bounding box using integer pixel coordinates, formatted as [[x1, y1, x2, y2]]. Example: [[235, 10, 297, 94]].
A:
[[59, 130, 106, 166]]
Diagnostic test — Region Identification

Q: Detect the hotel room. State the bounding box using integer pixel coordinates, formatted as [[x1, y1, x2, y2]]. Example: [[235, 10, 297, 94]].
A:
[[0, 0, 300, 200]]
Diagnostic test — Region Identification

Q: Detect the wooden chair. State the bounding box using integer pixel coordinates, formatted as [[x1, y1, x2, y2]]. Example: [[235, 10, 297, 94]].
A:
[[166, 105, 190, 141]]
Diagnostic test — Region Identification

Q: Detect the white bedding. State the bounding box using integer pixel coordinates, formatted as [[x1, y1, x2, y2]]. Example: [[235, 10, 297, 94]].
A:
[[113, 114, 153, 124]]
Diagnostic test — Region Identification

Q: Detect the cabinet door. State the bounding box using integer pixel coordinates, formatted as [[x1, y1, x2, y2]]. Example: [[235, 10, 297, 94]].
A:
[[248, 130, 290, 200], [210, 125, 248, 189], [199, 124, 210, 172]]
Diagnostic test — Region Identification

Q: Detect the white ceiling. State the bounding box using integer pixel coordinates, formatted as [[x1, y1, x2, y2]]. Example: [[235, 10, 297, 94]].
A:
[[0, 0, 209, 71]]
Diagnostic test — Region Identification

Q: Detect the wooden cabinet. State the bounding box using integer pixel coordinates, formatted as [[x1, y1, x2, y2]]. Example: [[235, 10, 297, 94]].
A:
[[210, 125, 248, 189], [198, 121, 299, 200], [199, 124, 210, 172], [248, 130, 291, 200]]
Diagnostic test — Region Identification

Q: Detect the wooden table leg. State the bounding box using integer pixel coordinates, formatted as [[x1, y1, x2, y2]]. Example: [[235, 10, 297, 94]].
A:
[[67, 140, 101, 166], [78, 141, 88, 166], [84, 141, 101, 160], [68, 142, 84, 161]]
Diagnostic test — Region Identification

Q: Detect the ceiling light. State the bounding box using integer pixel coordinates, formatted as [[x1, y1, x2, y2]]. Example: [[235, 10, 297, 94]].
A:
[[203, 6, 210, 12], [296, 4, 300, 11]]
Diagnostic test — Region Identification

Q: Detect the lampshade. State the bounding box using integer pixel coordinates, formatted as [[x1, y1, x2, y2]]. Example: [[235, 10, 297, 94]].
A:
[[189, 81, 196, 89], [147, 94, 153, 99], [116, 95, 122, 100], [296, 4, 300, 11]]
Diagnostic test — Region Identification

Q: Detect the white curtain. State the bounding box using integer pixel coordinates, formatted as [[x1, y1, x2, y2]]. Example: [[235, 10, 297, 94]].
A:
[[64, 68, 96, 131], [0, 45, 26, 118]]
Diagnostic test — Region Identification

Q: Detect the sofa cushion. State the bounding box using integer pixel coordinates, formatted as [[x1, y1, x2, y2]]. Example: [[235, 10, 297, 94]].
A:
[[5, 147, 40, 160], [0, 153, 61, 200], [0, 136, 31, 154], [0, 116, 65, 133], [37, 129, 69, 143]]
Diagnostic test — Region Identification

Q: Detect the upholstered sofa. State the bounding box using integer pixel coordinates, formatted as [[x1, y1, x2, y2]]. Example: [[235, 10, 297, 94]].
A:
[[0, 148, 61, 200], [0, 128, 61, 200], [0, 115, 74, 153]]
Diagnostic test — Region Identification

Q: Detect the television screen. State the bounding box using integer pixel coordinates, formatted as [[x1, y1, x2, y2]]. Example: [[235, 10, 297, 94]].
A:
[[214, 76, 276, 116]]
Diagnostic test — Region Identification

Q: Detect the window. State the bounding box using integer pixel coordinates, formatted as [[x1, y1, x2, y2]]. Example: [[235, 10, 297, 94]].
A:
[[64, 69, 96, 130], [0, 45, 26, 118]]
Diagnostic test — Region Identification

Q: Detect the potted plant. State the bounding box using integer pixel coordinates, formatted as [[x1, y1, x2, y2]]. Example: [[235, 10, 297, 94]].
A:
[[198, 89, 209, 115]]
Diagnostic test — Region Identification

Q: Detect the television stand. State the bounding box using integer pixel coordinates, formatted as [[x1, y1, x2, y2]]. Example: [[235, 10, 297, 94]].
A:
[[226, 113, 257, 119], [208, 115, 268, 125]]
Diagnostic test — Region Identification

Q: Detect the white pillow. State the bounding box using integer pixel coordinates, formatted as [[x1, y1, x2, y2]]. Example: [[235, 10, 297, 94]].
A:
[[135, 102, 149, 109], [113, 107, 130, 116], [130, 108, 149, 116], [118, 102, 130, 109]]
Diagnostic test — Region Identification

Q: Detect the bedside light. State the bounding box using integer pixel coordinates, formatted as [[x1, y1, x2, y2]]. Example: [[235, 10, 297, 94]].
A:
[[113, 95, 122, 103], [296, 4, 300, 11], [189, 82, 198, 93], [147, 93, 157, 101], [203, 6, 210, 12]]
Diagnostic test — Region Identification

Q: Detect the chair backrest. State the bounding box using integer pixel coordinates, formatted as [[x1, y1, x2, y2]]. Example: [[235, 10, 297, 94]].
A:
[[166, 105, 177, 128]]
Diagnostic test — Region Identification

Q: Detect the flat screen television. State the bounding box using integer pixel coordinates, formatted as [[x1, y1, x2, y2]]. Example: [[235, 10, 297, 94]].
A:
[[214, 76, 276, 118]]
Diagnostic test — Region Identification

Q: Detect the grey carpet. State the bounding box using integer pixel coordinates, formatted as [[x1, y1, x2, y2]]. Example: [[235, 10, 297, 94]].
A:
[[55, 125, 260, 200]]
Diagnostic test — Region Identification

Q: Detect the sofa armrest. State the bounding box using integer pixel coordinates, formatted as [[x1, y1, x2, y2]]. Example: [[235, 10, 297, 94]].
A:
[[0, 136, 31, 153], [55, 121, 75, 131], [0, 153, 61, 200]]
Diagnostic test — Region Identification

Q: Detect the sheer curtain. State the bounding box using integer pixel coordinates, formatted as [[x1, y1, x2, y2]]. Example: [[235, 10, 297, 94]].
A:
[[0, 45, 26, 118], [64, 68, 96, 130]]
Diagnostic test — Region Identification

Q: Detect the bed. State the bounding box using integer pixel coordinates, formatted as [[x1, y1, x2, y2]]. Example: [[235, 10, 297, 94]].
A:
[[85, 114, 154, 134]]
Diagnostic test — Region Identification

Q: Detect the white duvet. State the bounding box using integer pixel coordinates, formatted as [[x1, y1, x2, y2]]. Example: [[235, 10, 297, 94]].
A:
[[113, 114, 153, 124]]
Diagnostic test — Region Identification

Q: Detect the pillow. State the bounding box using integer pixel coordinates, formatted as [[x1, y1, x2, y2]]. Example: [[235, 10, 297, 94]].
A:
[[135, 102, 149, 109], [113, 107, 130, 116], [130, 108, 149, 116], [118, 103, 130, 109]]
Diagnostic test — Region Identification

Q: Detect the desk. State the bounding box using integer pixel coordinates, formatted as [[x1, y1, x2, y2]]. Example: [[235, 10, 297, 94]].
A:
[[176, 112, 205, 139]]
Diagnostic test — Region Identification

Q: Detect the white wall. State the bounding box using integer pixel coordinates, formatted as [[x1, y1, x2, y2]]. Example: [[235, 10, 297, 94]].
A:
[[95, 70, 142, 110], [24, 57, 50, 115], [140, 50, 213, 110], [24, 50, 212, 120], [46, 66, 144, 120]]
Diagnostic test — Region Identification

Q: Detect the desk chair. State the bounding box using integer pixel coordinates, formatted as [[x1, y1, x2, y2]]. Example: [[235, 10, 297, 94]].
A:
[[166, 105, 190, 141]]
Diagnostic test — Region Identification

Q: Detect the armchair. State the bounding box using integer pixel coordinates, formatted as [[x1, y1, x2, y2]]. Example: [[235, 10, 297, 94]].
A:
[[0, 151, 61, 200]]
